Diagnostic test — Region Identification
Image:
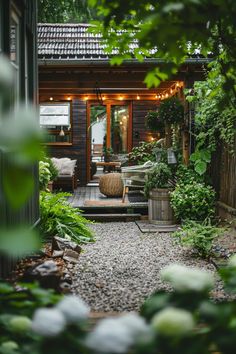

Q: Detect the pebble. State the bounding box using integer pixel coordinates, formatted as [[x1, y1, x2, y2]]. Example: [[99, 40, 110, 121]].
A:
[[72, 222, 215, 312]]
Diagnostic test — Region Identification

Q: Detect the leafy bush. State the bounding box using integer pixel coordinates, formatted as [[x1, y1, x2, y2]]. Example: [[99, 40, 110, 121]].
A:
[[45, 157, 58, 181], [158, 96, 184, 125], [176, 164, 205, 185], [129, 140, 162, 164], [170, 181, 215, 221], [144, 162, 172, 197], [174, 220, 224, 258], [145, 110, 165, 132], [39, 192, 94, 244], [39, 161, 51, 191]]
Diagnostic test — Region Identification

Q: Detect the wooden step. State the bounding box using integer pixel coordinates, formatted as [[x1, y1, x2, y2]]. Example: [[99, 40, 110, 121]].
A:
[[83, 213, 142, 222]]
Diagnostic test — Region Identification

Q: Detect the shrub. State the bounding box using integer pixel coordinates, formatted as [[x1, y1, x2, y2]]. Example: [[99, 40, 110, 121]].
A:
[[129, 140, 161, 164], [39, 161, 51, 191], [173, 220, 224, 258], [39, 192, 94, 244], [144, 162, 172, 197], [170, 181, 216, 221]]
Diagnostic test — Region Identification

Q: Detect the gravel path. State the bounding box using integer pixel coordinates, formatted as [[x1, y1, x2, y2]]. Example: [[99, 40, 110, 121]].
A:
[[72, 222, 215, 312]]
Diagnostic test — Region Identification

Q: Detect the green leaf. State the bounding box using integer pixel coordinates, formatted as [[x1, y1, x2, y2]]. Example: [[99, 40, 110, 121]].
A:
[[195, 161, 207, 175], [3, 166, 34, 209]]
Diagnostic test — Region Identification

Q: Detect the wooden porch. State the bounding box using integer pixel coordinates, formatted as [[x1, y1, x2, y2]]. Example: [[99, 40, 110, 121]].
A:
[[69, 186, 148, 221]]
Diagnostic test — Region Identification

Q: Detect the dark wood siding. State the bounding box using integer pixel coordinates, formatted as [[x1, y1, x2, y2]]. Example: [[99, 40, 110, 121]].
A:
[[211, 136, 236, 219], [132, 101, 159, 146], [48, 99, 87, 186]]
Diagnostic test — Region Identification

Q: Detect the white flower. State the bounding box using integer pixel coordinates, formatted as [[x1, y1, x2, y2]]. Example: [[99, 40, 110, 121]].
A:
[[228, 254, 236, 267], [31, 308, 66, 337], [86, 313, 150, 353], [56, 295, 90, 323], [161, 264, 214, 292], [0, 55, 14, 88], [151, 307, 195, 336]]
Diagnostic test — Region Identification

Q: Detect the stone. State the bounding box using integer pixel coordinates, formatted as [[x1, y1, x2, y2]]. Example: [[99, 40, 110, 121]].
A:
[[63, 249, 80, 264], [23, 260, 61, 290], [52, 250, 64, 258], [52, 236, 82, 254]]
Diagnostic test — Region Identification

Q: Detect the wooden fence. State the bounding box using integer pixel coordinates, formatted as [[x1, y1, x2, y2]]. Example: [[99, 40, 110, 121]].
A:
[[211, 135, 236, 221]]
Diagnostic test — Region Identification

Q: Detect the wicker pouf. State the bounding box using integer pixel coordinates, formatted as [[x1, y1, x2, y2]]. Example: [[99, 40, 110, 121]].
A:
[[99, 173, 123, 197]]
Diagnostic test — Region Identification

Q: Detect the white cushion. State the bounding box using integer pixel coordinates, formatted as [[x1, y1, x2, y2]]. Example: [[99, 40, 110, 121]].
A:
[[51, 158, 76, 176]]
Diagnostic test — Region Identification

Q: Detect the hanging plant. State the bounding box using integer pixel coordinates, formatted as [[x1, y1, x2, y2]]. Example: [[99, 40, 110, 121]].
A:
[[145, 111, 165, 132], [158, 97, 184, 125]]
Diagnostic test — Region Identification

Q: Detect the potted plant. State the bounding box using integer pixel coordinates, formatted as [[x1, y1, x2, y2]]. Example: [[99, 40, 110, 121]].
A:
[[39, 157, 58, 192], [158, 97, 184, 147], [144, 162, 175, 224], [145, 110, 165, 135]]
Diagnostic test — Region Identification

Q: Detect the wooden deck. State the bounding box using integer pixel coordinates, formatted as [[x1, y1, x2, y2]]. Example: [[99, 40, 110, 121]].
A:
[[69, 186, 148, 212]]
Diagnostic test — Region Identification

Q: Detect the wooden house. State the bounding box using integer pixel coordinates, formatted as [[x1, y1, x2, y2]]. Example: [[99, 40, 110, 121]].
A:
[[38, 23, 210, 186]]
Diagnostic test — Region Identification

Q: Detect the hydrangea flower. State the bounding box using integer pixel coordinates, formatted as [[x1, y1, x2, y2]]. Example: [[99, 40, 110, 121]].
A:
[[0, 341, 19, 351], [151, 307, 195, 336], [31, 308, 66, 337], [161, 264, 214, 292], [56, 295, 90, 323], [86, 313, 150, 353], [228, 254, 236, 267], [9, 316, 32, 333]]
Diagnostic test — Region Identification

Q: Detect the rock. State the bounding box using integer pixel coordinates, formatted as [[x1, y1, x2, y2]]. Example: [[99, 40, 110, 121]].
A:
[[63, 249, 80, 264], [52, 250, 64, 258], [52, 236, 82, 254], [23, 260, 61, 290], [59, 282, 71, 293]]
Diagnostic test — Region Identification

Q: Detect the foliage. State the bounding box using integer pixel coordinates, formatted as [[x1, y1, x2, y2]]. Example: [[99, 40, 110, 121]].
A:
[[170, 181, 216, 222], [144, 162, 172, 198], [38, 0, 97, 23], [145, 110, 165, 132], [176, 164, 205, 185], [88, 0, 236, 98], [39, 161, 51, 191], [186, 66, 236, 175], [39, 192, 94, 244], [45, 158, 58, 181], [174, 220, 224, 258], [158, 97, 184, 125], [2, 260, 236, 354], [128, 140, 162, 164]]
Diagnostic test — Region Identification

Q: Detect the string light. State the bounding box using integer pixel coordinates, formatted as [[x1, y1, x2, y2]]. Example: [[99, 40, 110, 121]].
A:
[[50, 97, 53, 101], [170, 88, 173, 94], [67, 96, 71, 101], [137, 95, 140, 100], [84, 95, 89, 101], [165, 92, 169, 98], [119, 95, 124, 100]]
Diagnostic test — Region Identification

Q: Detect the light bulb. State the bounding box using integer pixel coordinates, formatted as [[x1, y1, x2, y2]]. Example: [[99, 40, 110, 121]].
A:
[[50, 97, 53, 101], [137, 95, 140, 100]]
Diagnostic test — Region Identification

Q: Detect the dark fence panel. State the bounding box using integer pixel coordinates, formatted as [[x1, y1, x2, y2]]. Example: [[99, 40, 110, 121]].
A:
[[211, 135, 236, 220]]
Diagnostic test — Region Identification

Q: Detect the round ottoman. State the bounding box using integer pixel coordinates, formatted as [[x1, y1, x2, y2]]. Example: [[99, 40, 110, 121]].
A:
[[99, 173, 123, 197]]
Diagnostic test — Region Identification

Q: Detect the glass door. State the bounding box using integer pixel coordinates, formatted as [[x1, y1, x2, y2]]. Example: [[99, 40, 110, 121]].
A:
[[111, 105, 129, 154], [90, 105, 107, 161]]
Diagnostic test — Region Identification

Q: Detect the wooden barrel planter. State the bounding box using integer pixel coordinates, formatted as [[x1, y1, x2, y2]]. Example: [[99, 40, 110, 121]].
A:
[[148, 188, 174, 225]]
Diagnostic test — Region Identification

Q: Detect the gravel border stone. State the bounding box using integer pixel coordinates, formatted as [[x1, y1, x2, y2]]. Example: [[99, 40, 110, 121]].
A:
[[72, 222, 215, 312]]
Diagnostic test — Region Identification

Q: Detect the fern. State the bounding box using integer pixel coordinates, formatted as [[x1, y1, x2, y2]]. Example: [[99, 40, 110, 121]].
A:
[[39, 192, 94, 244]]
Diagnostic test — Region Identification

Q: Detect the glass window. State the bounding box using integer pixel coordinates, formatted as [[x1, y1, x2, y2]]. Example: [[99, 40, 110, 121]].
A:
[[40, 102, 72, 144]]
